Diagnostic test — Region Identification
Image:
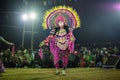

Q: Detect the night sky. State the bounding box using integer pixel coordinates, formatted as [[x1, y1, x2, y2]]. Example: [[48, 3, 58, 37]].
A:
[[0, 0, 120, 49]]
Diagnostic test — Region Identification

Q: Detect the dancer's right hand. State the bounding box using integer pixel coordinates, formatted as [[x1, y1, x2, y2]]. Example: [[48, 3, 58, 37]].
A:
[[39, 41, 45, 47]]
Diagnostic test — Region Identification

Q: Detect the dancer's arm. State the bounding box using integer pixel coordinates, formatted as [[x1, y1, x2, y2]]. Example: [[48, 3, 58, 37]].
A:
[[68, 30, 75, 53], [68, 31, 75, 42], [39, 29, 56, 47], [39, 34, 54, 47]]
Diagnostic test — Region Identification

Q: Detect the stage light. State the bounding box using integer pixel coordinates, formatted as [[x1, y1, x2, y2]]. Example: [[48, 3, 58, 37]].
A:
[[22, 14, 28, 21], [30, 12, 36, 20]]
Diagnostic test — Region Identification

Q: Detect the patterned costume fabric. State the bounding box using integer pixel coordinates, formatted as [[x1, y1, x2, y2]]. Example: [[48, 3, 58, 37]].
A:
[[39, 6, 80, 68]]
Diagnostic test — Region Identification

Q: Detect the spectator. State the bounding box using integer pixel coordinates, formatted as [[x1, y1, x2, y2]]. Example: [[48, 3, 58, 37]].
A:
[[95, 49, 103, 67], [113, 46, 119, 55], [68, 53, 75, 67], [0, 60, 5, 77], [84, 50, 95, 67]]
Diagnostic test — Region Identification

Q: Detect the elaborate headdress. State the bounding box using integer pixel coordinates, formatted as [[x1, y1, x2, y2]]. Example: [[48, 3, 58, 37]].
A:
[[55, 15, 65, 25], [42, 6, 80, 29]]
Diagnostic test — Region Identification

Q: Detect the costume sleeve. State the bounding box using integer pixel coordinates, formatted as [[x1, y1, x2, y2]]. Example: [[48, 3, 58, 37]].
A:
[[39, 34, 54, 47], [39, 33, 55, 59], [39, 48, 43, 59], [39, 29, 56, 47], [68, 31, 75, 53]]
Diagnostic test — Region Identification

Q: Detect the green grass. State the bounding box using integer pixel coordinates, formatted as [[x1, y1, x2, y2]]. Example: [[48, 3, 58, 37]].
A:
[[0, 68, 120, 80]]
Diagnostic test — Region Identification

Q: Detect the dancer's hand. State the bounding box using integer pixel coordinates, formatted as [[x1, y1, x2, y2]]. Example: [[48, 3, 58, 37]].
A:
[[39, 41, 45, 47], [70, 36, 75, 41]]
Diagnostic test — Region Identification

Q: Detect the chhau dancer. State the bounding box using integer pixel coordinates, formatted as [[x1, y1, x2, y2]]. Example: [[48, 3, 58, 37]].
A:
[[39, 6, 80, 76]]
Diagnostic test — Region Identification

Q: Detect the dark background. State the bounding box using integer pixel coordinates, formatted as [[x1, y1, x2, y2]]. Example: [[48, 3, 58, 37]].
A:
[[0, 0, 120, 49]]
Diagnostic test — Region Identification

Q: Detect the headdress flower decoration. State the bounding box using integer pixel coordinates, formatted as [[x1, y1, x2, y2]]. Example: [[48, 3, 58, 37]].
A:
[[42, 5, 80, 29]]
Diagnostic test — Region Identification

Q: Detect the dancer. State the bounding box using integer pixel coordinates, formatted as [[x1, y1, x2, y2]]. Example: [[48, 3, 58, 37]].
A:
[[0, 60, 4, 77], [0, 60, 2, 77], [39, 6, 80, 75]]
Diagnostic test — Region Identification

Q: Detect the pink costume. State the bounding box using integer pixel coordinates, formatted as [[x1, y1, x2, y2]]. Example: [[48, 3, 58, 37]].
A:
[[40, 16, 75, 69], [40, 33, 75, 68], [49, 30, 75, 68], [39, 6, 80, 69]]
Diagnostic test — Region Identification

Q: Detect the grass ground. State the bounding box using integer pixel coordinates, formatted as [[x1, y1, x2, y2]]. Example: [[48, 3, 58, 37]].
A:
[[0, 68, 120, 80]]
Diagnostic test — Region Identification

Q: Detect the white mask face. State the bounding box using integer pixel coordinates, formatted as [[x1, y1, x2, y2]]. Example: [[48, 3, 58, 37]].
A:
[[58, 20, 64, 28]]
